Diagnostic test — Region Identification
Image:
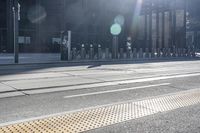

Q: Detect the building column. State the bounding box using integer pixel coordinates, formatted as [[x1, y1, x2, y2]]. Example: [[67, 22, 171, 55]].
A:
[[156, 0, 160, 49], [183, 0, 187, 48], [61, 0, 66, 31], [161, 3, 165, 48], [6, 0, 13, 52], [149, 0, 152, 50], [144, 2, 148, 49], [172, 0, 176, 48], [35, 0, 41, 51], [168, 9, 172, 48]]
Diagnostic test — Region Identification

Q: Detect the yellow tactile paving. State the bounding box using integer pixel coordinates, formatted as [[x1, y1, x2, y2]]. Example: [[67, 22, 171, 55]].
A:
[[1, 89, 200, 133]]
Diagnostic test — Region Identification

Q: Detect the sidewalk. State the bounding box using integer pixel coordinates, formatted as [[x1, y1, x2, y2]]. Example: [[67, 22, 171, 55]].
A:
[[0, 53, 198, 66], [0, 53, 61, 65]]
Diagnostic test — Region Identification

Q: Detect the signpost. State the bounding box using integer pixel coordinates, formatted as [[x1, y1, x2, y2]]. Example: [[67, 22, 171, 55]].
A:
[[67, 30, 71, 61]]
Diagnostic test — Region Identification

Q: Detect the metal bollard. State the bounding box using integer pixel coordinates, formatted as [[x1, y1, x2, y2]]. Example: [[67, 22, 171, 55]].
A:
[[162, 48, 166, 57], [151, 48, 156, 58], [133, 48, 137, 58], [72, 48, 77, 60], [105, 48, 109, 59], [183, 48, 187, 57], [177, 48, 181, 57], [89, 44, 94, 59], [120, 48, 124, 59], [97, 44, 102, 60], [145, 48, 149, 58], [157, 48, 161, 57], [139, 48, 143, 58], [172, 47, 175, 57], [166, 48, 170, 57], [81, 44, 86, 59], [127, 47, 131, 59]]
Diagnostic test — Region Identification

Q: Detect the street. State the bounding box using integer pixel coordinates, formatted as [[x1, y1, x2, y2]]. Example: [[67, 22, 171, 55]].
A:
[[0, 59, 200, 132]]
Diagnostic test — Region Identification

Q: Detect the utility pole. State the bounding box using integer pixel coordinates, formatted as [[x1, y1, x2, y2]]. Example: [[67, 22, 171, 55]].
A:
[[13, 0, 19, 63], [7, 0, 13, 52]]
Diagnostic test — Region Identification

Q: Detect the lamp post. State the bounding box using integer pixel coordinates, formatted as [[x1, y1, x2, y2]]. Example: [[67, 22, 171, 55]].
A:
[[13, 0, 19, 63], [110, 23, 121, 59]]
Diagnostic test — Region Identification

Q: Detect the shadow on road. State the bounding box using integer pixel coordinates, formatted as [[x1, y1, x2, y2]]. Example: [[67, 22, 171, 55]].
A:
[[0, 58, 199, 76], [87, 64, 101, 69]]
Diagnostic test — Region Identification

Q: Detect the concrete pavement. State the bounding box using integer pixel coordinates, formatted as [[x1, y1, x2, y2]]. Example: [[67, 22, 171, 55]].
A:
[[1, 59, 200, 97], [0, 53, 61, 64], [0, 60, 200, 132]]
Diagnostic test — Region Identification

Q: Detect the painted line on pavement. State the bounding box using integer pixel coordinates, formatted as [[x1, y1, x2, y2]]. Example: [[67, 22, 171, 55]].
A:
[[64, 83, 170, 99], [25, 72, 200, 95]]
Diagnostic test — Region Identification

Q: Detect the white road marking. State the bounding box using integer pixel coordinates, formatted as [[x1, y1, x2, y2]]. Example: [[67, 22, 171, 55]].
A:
[[64, 83, 170, 99], [117, 73, 200, 85], [25, 73, 200, 95]]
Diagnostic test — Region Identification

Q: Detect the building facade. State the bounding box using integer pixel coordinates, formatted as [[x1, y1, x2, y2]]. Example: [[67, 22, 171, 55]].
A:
[[0, 0, 187, 53]]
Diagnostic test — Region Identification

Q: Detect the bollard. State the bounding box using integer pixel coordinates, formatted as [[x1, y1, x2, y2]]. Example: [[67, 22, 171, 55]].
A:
[[176, 48, 179, 57], [192, 46, 196, 57], [89, 44, 94, 59], [157, 48, 161, 58], [187, 48, 190, 57], [81, 44, 86, 59], [177, 48, 181, 57], [139, 48, 143, 58], [105, 48, 109, 59], [183, 48, 186, 57], [133, 48, 137, 58], [127, 47, 131, 59], [180, 48, 184, 57], [151, 48, 155, 58], [162, 48, 166, 57], [120, 48, 124, 59], [72, 48, 77, 60], [145, 48, 149, 58], [171, 47, 174, 57], [61, 46, 68, 61], [97, 44, 102, 60]]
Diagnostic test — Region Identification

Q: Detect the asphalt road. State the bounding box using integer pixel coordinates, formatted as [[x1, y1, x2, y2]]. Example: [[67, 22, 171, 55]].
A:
[[0, 59, 200, 132]]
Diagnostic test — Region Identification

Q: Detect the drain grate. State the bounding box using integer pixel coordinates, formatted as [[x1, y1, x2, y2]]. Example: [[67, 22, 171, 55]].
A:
[[1, 89, 200, 133]]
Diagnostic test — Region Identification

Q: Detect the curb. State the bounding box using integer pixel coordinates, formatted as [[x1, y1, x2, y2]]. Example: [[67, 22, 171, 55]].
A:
[[0, 57, 199, 67]]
